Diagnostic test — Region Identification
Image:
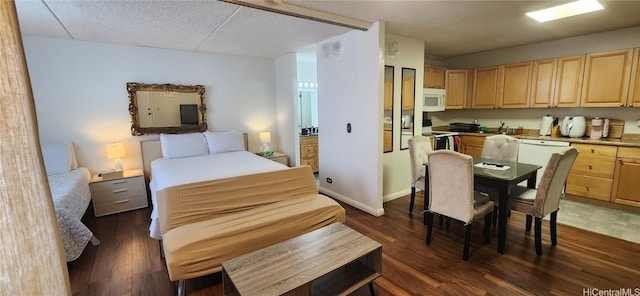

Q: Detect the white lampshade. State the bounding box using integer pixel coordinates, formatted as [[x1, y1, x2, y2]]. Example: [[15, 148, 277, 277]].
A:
[[259, 132, 271, 152], [259, 132, 271, 144], [106, 143, 125, 171]]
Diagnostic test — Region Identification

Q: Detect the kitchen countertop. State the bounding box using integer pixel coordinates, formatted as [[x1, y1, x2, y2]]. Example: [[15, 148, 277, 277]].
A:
[[433, 127, 640, 148], [300, 133, 318, 137]]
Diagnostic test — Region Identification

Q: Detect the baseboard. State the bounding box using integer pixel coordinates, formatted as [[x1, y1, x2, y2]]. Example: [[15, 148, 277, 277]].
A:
[[383, 188, 413, 202], [319, 187, 384, 217]]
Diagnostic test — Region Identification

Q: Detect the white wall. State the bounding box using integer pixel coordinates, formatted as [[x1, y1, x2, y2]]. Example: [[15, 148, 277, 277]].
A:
[[274, 54, 298, 166], [317, 22, 384, 215], [382, 34, 425, 201], [23, 36, 279, 174], [436, 26, 640, 134]]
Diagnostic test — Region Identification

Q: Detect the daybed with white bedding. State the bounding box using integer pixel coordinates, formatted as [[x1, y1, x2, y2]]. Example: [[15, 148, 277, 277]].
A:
[[42, 143, 98, 261], [143, 131, 288, 239]]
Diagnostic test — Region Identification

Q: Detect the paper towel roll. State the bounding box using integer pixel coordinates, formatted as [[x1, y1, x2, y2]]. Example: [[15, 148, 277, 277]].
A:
[[539, 115, 553, 136]]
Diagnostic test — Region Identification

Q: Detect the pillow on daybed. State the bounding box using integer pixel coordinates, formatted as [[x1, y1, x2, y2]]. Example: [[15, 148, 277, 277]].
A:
[[42, 142, 75, 175], [160, 133, 209, 159], [203, 131, 245, 154]]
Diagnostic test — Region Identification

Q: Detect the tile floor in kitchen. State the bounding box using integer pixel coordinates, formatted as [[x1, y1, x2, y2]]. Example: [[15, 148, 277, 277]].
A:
[[556, 199, 640, 243]]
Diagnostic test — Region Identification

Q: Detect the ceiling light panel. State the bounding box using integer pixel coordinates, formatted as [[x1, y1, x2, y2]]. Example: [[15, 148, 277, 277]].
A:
[[526, 0, 604, 23]]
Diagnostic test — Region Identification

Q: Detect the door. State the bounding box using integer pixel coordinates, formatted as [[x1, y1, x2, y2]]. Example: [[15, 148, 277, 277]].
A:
[[611, 147, 640, 207], [530, 58, 557, 108], [472, 66, 500, 109], [499, 62, 532, 108], [554, 55, 584, 107], [627, 48, 640, 108], [580, 49, 634, 107], [445, 69, 468, 109]]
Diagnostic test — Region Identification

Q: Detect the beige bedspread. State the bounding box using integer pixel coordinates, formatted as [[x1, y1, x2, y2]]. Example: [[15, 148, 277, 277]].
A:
[[157, 166, 346, 281]]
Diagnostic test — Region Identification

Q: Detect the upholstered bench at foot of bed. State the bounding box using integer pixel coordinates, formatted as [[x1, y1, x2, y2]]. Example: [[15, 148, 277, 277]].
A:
[[162, 194, 345, 281]]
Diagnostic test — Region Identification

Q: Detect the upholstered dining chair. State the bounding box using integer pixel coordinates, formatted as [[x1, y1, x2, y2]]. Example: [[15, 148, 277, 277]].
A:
[[508, 147, 578, 256], [479, 134, 520, 227], [481, 134, 520, 162], [424, 150, 494, 260], [408, 135, 433, 213]]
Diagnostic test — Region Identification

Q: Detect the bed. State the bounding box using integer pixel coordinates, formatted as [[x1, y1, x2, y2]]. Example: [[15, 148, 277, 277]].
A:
[[142, 131, 289, 239], [42, 142, 98, 262]]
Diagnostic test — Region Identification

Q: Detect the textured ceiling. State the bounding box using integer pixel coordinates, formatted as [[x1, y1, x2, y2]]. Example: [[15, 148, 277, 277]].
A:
[[14, 0, 640, 59]]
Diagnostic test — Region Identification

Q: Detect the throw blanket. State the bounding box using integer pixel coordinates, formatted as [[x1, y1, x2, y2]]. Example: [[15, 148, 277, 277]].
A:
[[157, 166, 319, 235]]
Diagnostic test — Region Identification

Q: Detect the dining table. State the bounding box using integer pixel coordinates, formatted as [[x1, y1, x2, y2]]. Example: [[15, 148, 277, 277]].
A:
[[423, 156, 542, 254]]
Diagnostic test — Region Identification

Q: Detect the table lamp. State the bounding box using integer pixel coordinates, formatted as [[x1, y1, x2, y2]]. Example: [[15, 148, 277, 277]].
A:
[[259, 132, 271, 152], [104, 142, 125, 179]]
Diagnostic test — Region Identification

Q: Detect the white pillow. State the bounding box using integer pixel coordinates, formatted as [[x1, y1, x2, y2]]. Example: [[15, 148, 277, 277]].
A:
[[42, 143, 73, 175], [203, 131, 245, 154], [160, 133, 209, 159]]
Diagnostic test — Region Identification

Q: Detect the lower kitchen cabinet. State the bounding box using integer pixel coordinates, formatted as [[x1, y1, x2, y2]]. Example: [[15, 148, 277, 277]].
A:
[[611, 147, 640, 207], [460, 135, 484, 157], [566, 143, 617, 201]]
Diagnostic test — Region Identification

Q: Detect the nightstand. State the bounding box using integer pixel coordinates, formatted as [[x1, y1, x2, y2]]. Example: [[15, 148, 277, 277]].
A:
[[265, 152, 289, 166], [90, 169, 148, 217]]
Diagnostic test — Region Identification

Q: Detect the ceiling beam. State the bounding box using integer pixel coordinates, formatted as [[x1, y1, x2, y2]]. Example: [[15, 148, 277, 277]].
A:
[[220, 0, 371, 31]]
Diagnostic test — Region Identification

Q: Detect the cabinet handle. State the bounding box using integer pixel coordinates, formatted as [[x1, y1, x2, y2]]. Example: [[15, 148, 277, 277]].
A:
[[586, 185, 590, 191], [630, 104, 634, 107], [588, 164, 592, 169], [113, 189, 129, 193], [591, 148, 595, 153], [620, 103, 624, 107], [114, 199, 130, 204], [111, 180, 127, 184]]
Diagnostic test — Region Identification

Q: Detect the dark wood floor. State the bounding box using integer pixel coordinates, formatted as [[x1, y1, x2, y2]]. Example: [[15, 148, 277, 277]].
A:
[[69, 192, 640, 295]]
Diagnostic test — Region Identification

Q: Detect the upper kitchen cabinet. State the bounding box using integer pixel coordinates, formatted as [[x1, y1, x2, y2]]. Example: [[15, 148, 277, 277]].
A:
[[384, 74, 393, 110], [580, 49, 634, 107], [626, 48, 640, 108], [424, 67, 445, 89], [472, 66, 500, 109], [401, 72, 416, 110], [530, 58, 557, 108], [445, 69, 469, 109], [553, 55, 585, 107], [498, 62, 532, 108]]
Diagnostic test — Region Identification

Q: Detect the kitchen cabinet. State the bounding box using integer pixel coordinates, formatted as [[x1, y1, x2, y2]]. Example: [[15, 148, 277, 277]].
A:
[[401, 76, 415, 110], [472, 66, 500, 109], [566, 143, 617, 201], [445, 69, 469, 109], [383, 130, 392, 153], [626, 48, 640, 108], [611, 147, 640, 208], [580, 49, 634, 107], [498, 62, 532, 108], [424, 67, 445, 89], [384, 78, 393, 110], [529, 58, 557, 108], [300, 136, 318, 173], [553, 55, 584, 107], [460, 135, 484, 157]]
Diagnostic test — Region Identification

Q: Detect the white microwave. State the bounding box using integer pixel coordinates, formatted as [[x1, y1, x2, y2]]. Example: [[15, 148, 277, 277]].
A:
[[423, 88, 446, 112]]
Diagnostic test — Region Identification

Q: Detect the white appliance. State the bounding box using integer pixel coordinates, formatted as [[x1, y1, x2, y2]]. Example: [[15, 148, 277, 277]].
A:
[[518, 139, 570, 189], [423, 88, 446, 112], [539, 115, 553, 136], [401, 131, 413, 148], [561, 116, 587, 138], [590, 117, 604, 139], [402, 115, 413, 128]]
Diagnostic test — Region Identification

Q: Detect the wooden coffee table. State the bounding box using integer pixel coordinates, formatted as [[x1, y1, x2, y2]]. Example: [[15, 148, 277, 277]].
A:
[[222, 223, 382, 296]]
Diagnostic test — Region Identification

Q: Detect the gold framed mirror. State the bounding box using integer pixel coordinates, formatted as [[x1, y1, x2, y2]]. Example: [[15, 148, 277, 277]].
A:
[[127, 82, 207, 136]]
